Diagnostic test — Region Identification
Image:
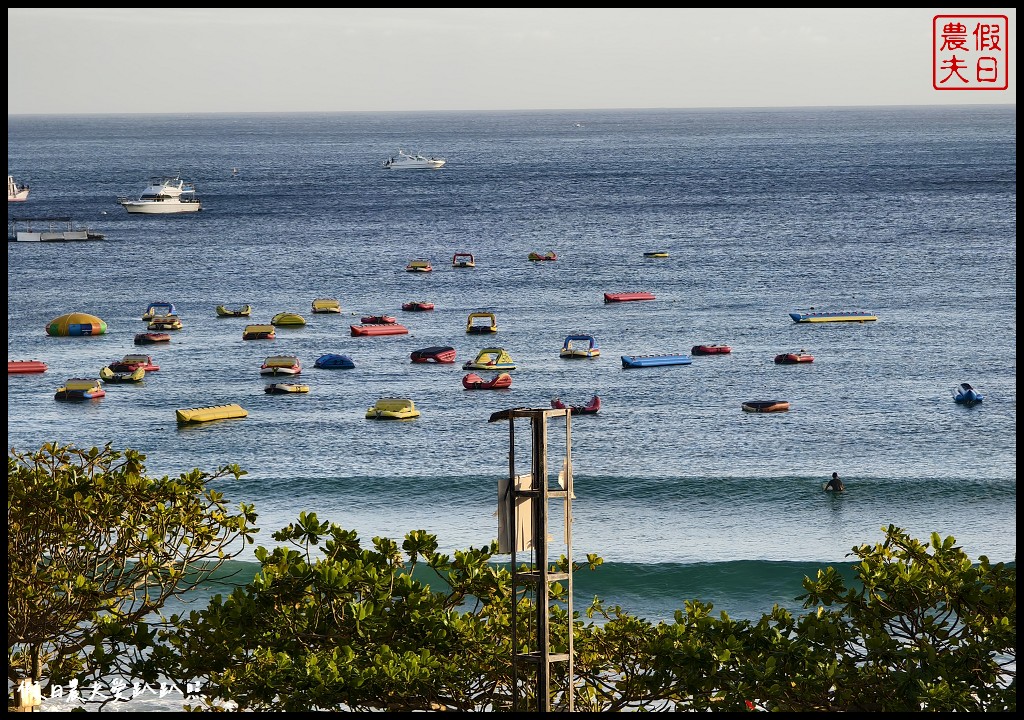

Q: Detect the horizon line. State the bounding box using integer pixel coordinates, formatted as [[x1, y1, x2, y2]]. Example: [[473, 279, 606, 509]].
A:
[[8, 102, 1016, 119]]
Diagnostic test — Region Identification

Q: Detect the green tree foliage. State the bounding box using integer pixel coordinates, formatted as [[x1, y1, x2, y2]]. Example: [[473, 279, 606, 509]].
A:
[[154, 516, 1015, 712], [7, 443, 257, 691], [573, 525, 1015, 712], [8, 446, 1014, 711], [152, 513, 525, 711], [792, 528, 1016, 711]]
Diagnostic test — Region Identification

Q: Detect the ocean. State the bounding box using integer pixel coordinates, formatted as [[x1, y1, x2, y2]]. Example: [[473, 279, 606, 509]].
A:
[[7, 105, 1016, 710]]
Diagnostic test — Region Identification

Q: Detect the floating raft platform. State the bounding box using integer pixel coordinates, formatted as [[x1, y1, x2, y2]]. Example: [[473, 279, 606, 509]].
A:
[[788, 309, 877, 323], [604, 291, 655, 303], [176, 403, 249, 424], [621, 354, 692, 368], [351, 323, 409, 336], [9, 360, 48, 374]]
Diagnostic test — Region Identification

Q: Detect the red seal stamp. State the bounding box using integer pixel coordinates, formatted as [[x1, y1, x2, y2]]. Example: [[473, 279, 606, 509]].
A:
[[933, 15, 1009, 91]]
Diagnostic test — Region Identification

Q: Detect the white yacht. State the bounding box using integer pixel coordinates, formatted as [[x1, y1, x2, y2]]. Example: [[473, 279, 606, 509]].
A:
[[118, 176, 202, 214], [8, 175, 30, 202], [382, 149, 446, 170]]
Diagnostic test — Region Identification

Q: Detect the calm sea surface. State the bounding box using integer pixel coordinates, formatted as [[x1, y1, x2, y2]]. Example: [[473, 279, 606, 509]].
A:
[[7, 107, 1016, 673]]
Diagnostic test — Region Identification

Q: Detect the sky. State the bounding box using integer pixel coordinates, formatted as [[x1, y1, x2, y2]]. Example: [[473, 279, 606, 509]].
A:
[[7, 8, 1016, 115]]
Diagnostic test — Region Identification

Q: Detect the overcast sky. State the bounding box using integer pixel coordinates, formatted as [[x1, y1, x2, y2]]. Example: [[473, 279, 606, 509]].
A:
[[7, 8, 1016, 115]]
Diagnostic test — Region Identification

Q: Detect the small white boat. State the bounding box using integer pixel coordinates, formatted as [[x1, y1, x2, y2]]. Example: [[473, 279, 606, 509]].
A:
[[8, 175, 29, 202], [382, 149, 446, 170], [118, 176, 202, 214]]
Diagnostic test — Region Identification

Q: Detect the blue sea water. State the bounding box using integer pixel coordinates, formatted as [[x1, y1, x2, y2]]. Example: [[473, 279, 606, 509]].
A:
[[7, 106, 1016, 654]]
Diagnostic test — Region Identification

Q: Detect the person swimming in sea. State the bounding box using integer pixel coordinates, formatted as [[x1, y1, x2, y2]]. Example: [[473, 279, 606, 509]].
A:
[[824, 472, 845, 492]]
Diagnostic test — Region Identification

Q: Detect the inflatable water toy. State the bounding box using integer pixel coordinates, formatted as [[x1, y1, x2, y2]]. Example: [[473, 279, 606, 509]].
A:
[[176, 404, 248, 424], [621, 354, 691, 368], [742, 400, 790, 413], [311, 298, 341, 313], [314, 353, 355, 369], [462, 347, 516, 371], [55, 378, 105, 400], [410, 346, 457, 364], [462, 372, 512, 390], [366, 398, 420, 420], [46, 312, 107, 337], [551, 395, 601, 415]]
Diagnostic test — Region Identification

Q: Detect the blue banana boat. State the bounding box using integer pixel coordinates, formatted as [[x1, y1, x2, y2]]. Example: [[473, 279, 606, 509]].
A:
[[621, 354, 692, 368], [952, 382, 983, 404]]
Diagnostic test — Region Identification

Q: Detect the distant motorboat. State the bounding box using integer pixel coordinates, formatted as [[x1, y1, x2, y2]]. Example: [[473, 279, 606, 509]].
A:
[[8, 175, 29, 202], [383, 149, 446, 170], [118, 176, 202, 214]]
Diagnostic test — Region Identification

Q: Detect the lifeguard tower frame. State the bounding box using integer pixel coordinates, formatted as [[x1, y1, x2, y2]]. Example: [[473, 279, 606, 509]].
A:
[[489, 406, 575, 712]]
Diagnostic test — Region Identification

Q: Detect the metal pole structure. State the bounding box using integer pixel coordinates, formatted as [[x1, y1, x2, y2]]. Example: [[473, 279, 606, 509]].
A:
[[491, 406, 573, 713], [507, 410, 520, 707], [531, 408, 551, 710]]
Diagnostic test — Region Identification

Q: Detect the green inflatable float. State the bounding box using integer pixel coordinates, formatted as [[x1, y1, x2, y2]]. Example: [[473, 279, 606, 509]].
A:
[[46, 312, 107, 337]]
